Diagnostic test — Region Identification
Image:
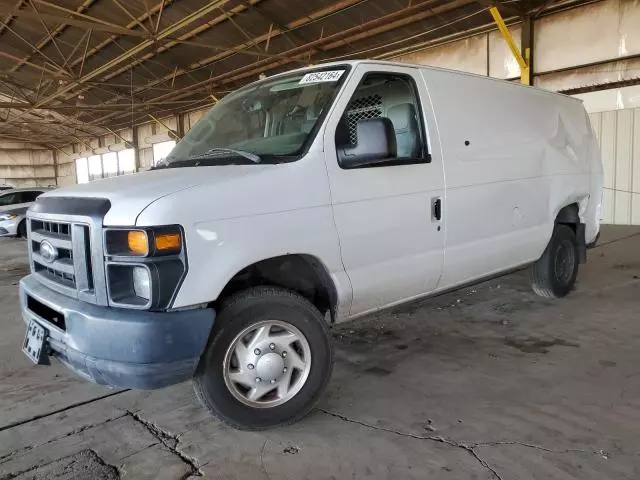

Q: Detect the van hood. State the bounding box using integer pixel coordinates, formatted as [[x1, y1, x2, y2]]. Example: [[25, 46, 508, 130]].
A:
[[44, 165, 279, 225], [135, 156, 330, 228]]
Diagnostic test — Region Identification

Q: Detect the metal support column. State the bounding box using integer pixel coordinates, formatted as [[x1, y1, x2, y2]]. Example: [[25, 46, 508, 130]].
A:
[[177, 113, 185, 139], [489, 6, 530, 85], [132, 125, 140, 172], [52, 149, 59, 186], [521, 16, 534, 86]]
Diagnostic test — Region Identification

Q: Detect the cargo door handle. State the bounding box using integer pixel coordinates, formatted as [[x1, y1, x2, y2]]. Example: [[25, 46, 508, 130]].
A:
[[432, 197, 442, 221]]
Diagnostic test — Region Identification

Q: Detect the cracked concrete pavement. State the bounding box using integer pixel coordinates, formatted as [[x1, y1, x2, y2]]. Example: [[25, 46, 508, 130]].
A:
[[1, 226, 639, 479]]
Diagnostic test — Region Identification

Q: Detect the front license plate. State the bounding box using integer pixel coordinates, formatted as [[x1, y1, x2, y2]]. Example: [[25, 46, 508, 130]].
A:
[[22, 320, 46, 364]]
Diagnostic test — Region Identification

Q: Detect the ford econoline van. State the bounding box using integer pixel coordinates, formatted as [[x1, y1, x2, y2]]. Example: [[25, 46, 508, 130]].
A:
[[20, 60, 602, 429]]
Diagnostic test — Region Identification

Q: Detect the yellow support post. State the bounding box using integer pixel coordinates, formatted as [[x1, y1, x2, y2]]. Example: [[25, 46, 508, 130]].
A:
[[488, 6, 530, 85], [522, 46, 531, 85]]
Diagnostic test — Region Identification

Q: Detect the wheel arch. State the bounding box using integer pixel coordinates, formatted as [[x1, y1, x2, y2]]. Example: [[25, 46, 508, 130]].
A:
[[215, 254, 339, 324], [555, 203, 580, 228], [554, 202, 586, 263]]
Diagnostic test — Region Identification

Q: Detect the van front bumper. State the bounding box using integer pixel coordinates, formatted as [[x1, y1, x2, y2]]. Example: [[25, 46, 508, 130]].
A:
[[19, 274, 214, 389]]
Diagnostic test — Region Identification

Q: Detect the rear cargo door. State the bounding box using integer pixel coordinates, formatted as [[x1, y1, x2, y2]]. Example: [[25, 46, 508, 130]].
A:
[[421, 67, 552, 289]]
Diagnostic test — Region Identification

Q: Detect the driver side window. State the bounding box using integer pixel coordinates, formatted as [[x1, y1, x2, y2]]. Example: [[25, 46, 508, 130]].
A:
[[335, 72, 428, 168]]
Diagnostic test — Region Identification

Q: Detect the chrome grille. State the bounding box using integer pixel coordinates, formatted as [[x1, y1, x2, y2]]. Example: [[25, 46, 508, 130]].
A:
[[29, 218, 92, 295], [35, 220, 71, 237]]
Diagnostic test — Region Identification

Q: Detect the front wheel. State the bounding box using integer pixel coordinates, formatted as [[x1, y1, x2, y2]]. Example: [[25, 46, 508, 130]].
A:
[[531, 224, 579, 298], [193, 287, 333, 430]]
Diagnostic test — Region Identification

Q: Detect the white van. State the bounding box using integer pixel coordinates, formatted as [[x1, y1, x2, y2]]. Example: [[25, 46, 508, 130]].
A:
[[20, 60, 602, 429]]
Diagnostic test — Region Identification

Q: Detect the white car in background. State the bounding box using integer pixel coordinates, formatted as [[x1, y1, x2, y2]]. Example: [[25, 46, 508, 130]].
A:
[[0, 188, 50, 237]]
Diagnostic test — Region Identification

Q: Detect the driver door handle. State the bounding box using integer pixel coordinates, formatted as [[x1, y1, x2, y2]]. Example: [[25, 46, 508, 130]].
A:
[[432, 197, 442, 221]]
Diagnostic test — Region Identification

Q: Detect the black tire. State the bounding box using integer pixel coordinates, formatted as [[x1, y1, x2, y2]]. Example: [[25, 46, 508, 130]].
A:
[[17, 220, 26, 238], [530, 224, 579, 298], [193, 286, 333, 430]]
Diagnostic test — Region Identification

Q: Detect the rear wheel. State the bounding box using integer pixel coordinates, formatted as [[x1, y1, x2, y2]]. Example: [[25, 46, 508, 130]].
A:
[[17, 220, 26, 238], [193, 286, 333, 430], [531, 224, 579, 298]]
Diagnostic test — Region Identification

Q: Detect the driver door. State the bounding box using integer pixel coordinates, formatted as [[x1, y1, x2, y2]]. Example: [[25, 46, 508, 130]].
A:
[[322, 64, 446, 316]]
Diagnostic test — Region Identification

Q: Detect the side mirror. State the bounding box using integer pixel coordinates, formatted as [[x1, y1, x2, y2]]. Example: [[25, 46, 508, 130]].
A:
[[338, 118, 397, 169]]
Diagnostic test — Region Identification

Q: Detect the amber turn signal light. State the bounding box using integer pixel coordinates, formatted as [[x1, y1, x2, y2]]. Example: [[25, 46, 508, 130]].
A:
[[127, 230, 149, 256], [155, 232, 181, 252]]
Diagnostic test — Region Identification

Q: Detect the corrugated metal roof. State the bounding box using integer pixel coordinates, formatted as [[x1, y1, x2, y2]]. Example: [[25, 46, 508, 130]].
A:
[[0, 0, 596, 146]]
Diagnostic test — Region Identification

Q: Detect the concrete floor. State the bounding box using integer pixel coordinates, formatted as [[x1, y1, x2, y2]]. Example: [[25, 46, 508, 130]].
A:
[[1, 226, 639, 480]]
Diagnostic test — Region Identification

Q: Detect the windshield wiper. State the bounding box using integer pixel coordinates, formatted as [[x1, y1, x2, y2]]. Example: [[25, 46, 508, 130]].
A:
[[189, 147, 261, 164]]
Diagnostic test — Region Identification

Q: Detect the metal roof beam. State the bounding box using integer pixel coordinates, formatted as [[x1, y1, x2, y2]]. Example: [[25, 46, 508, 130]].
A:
[[474, 0, 523, 16], [34, 0, 231, 108], [19, 0, 278, 118], [103, 0, 473, 124], [1, 22, 69, 73], [0, 50, 66, 76], [7, 0, 96, 74], [0, 6, 149, 37], [78, 0, 262, 88], [62, 0, 176, 77], [98, 0, 475, 128], [0, 0, 24, 39], [47, 0, 272, 108], [110, 0, 150, 34], [154, 0, 166, 34], [32, 0, 147, 34], [0, 100, 206, 109], [90, 0, 367, 118]]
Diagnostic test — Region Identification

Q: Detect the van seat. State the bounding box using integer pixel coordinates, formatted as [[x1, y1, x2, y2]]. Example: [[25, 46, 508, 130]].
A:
[[388, 103, 420, 158]]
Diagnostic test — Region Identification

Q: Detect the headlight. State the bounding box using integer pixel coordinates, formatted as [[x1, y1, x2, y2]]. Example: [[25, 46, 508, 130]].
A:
[[154, 232, 181, 252], [132, 266, 151, 300], [0, 213, 17, 221], [106, 227, 182, 256], [105, 226, 186, 310], [127, 231, 148, 255]]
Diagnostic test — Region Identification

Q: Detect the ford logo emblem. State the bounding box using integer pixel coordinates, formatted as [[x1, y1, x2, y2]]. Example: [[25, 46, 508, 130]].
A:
[[39, 240, 58, 264]]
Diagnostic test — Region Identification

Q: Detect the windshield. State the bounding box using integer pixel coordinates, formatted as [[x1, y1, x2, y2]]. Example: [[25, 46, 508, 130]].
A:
[[166, 66, 350, 165]]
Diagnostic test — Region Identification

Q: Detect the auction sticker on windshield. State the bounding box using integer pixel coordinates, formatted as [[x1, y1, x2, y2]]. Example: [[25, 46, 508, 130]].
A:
[[299, 70, 345, 84]]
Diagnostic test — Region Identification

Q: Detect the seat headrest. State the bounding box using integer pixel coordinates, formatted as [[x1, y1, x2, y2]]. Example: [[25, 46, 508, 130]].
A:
[[388, 103, 416, 132]]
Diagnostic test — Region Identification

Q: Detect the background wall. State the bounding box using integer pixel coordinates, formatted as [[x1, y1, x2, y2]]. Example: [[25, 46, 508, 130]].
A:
[[0, 142, 56, 187], [393, 27, 523, 79], [590, 107, 640, 225], [55, 153, 76, 187], [390, 0, 640, 109]]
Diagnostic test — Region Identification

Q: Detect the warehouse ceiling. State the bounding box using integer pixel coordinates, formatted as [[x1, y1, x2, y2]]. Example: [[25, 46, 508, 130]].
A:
[[0, 0, 595, 147]]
